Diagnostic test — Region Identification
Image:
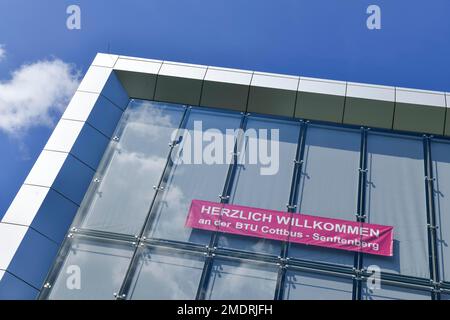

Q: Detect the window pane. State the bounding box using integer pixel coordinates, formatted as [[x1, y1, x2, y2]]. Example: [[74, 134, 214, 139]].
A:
[[127, 247, 204, 300], [441, 293, 450, 300], [284, 270, 353, 300], [290, 125, 360, 266], [146, 109, 242, 245], [431, 141, 450, 282], [78, 101, 185, 235], [48, 236, 133, 300], [364, 133, 429, 278], [361, 283, 431, 300], [205, 258, 278, 300], [218, 117, 300, 255]]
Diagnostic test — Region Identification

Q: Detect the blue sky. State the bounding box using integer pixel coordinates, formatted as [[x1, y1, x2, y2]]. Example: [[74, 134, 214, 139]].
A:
[[0, 0, 449, 218]]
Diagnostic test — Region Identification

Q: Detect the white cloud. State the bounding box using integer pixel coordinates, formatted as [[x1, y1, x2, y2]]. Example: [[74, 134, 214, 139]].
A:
[[0, 59, 80, 134], [0, 44, 5, 61]]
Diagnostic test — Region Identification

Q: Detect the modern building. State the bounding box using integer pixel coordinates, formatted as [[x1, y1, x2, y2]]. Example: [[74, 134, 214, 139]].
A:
[[1, 53, 450, 300]]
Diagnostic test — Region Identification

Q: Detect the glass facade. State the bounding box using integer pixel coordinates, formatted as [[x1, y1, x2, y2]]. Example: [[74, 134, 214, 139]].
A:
[[41, 99, 447, 300]]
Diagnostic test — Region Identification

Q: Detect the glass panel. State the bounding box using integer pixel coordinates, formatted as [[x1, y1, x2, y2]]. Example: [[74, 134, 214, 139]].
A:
[[78, 100, 185, 235], [290, 125, 360, 266], [205, 258, 278, 300], [218, 117, 300, 255], [361, 283, 431, 300], [146, 108, 242, 245], [48, 236, 133, 300], [364, 133, 429, 278], [431, 141, 450, 283], [441, 293, 450, 300], [283, 270, 353, 300], [127, 247, 204, 300]]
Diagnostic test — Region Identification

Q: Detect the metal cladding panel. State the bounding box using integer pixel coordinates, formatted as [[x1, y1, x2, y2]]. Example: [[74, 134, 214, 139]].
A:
[[0, 271, 39, 300]]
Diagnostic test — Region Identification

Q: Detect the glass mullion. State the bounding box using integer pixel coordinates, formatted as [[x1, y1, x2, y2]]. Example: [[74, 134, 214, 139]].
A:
[[66, 228, 137, 244], [287, 256, 355, 275], [423, 136, 440, 300], [353, 127, 368, 300], [144, 237, 210, 254], [207, 113, 249, 248], [274, 120, 307, 300]]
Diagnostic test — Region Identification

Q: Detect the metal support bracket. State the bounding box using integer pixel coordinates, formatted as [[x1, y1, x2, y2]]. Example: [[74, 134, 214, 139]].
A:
[[427, 224, 439, 230], [113, 292, 127, 300], [276, 256, 290, 269], [352, 268, 364, 281], [355, 213, 366, 220], [204, 246, 217, 258], [430, 280, 442, 293]]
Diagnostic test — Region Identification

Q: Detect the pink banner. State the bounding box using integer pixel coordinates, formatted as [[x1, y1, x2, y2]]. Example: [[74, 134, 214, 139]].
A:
[[186, 200, 394, 256]]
